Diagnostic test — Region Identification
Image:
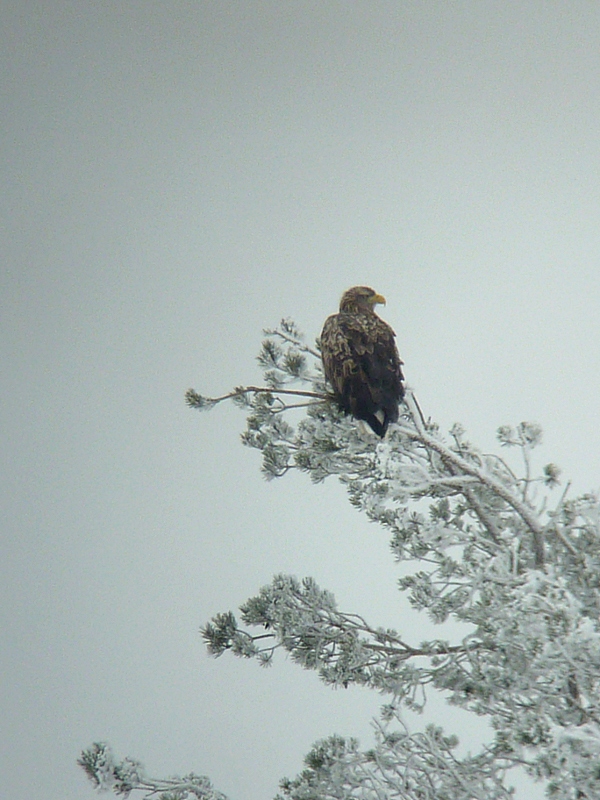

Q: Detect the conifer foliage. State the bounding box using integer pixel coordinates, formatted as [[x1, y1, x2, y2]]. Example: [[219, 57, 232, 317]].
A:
[[80, 320, 600, 799]]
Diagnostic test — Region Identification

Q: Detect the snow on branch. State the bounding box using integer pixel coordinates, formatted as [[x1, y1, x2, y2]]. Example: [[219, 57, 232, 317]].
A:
[[78, 742, 228, 800], [202, 574, 476, 702], [276, 710, 515, 800]]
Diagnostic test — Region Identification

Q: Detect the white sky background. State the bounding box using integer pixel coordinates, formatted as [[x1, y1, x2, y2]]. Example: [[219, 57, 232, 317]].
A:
[[3, 2, 600, 798]]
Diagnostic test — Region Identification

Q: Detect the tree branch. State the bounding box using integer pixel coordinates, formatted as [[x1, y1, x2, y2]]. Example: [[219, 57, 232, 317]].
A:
[[185, 385, 328, 410], [397, 420, 545, 567]]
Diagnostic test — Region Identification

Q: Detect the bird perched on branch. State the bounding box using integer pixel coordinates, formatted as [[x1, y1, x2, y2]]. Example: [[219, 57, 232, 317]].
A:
[[320, 286, 404, 437]]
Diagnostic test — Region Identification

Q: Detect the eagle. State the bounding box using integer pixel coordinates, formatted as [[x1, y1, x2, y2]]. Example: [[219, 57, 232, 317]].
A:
[[320, 286, 404, 437]]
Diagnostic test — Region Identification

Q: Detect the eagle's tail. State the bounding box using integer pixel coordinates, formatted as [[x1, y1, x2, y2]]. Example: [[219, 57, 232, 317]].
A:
[[361, 410, 387, 438]]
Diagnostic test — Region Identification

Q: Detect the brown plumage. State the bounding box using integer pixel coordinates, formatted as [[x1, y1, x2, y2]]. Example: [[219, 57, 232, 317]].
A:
[[320, 286, 405, 437]]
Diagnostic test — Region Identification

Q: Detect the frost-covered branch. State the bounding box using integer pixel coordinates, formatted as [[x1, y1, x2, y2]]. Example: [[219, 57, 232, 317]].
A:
[[185, 386, 327, 410], [276, 707, 515, 800], [202, 575, 477, 702], [78, 743, 228, 800], [263, 318, 321, 359], [396, 419, 546, 567]]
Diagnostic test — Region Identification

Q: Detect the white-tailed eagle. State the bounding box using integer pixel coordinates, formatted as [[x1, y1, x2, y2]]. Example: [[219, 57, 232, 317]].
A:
[[320, 286, 404, 437]]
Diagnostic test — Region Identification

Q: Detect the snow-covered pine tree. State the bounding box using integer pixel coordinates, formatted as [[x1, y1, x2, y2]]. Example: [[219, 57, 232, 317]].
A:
[[80, 319, 600, 799]]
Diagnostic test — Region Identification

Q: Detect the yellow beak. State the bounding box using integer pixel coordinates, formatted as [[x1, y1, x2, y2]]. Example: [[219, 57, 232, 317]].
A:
[[372, 293, 386, 306]]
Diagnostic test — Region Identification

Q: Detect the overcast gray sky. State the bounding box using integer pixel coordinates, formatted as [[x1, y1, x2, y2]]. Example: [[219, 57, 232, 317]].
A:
[[3, 3, 600, 799]]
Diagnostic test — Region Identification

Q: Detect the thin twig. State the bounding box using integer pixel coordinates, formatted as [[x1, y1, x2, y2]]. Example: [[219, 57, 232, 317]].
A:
[[521, 440, 532, 504], [272, 402, 318, 413], [187, 385, 328, 407], [462, 487, 503, 544], [404, 390, 427, 436], [264, 328, 321, 358]]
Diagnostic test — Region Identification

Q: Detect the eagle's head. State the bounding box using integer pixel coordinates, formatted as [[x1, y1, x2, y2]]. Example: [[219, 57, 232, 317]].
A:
[[339, 286, 386, 314]]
